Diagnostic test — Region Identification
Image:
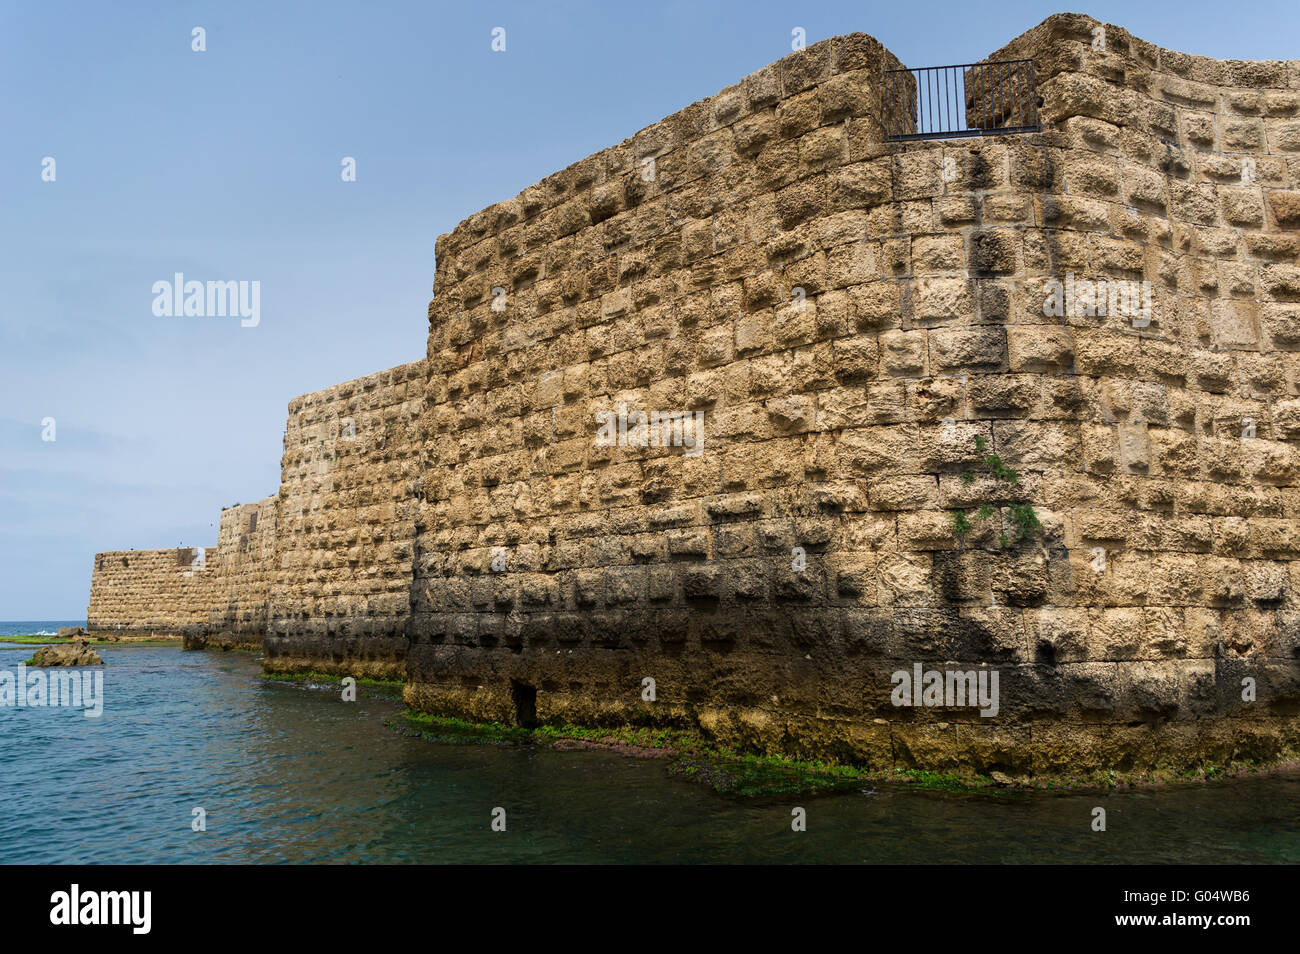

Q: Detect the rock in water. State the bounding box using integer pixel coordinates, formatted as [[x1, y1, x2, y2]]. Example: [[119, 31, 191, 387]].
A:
[[56, 626, 86, 638], [26, 638, 103, 667]]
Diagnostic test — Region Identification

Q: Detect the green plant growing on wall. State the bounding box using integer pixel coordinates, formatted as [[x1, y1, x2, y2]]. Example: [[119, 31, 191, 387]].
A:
[[948, 435, 1042, 546], [975, 435, 1019, 484], [1008, 502, 1042, 539]]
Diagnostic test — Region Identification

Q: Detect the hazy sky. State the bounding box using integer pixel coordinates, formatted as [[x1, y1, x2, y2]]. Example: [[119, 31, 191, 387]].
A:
[[2, 0, 1296, 618]]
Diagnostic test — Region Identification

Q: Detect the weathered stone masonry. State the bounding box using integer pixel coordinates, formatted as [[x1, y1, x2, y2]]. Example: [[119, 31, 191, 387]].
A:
[[87, 360, 424, 675], [88, 495, 276, 646], [263, 359, 425, 679], [87, 14, 1300, 776], [88, 546, 225, 637]]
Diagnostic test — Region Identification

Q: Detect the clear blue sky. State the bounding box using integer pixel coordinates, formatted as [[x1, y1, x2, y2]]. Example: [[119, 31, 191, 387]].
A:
[[1, 0, 1295, 618]]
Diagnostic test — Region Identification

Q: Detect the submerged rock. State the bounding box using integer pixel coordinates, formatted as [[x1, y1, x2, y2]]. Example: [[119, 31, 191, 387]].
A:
[[26, 638, 104, 667]]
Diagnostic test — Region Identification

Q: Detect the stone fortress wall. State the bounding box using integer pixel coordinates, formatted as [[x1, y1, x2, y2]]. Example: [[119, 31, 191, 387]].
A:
[[261, 359, 426, 679], [87, 546, 225, 636], [195, 496, 279, 650], [403, 13, 1300, 774], [87, 496, 277, 646], [85, 14, 1300, 776], [406, 29, 914, 748], [85, 359, 424, 672]]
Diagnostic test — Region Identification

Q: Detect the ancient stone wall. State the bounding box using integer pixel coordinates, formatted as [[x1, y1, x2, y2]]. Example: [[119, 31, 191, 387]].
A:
[[82, 13, 1300, 778], [262, 360, 426, 678], [406, 30, 908, 740], [403, 14, 1300, 776], [87, 546, 224, 636], [189, 496, 278, 649], [84, 358, 424, 658]]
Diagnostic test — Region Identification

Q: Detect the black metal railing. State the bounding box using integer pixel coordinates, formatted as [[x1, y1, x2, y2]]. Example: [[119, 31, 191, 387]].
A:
[[884, 59, 1040, 141]]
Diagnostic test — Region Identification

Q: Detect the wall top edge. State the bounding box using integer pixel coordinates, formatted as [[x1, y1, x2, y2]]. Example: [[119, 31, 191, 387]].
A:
[[92, 546, 216, 559], [429, 11, 1294, 272], [219, 496, 277, 513], [431, 13, 1294, 276], [987, 12, 1296, 78], [284, 358, 428, 414], [431, 30, 903, 266]]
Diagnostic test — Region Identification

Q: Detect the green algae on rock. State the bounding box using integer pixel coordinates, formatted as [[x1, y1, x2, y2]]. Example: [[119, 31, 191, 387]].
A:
[[24, 638, 104, 667]]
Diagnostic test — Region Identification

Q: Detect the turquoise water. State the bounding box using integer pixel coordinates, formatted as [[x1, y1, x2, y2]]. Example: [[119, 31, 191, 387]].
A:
[[1, 635, 1298, 864]]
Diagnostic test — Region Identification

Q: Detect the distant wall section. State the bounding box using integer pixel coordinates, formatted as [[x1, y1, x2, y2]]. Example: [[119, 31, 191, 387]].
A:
[[187, 496, 278, 650], [87, 547, 223, 637]]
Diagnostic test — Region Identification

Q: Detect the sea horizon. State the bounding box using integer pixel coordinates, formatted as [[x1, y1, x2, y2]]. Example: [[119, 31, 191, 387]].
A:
[[0, 620, 89, 637]]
